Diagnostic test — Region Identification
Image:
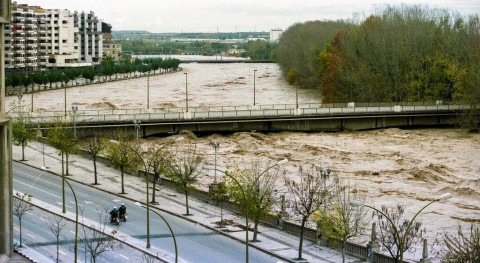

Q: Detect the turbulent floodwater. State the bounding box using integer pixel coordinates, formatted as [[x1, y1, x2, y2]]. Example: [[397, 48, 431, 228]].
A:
[[7, 62, 480, 262], [6, 62, 322, 112]]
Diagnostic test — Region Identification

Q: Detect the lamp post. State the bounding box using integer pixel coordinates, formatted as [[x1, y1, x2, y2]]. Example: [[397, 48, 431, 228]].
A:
[[27, 74, 34, 113], [147, 72, 150, 109], [62, 72, 67, 116], [134, 119, 141, 142], [296, 85, 299, 109], [16, 90, 23, 121], [135, 202, 178, 263], [253, 70, 257, 106], [351, 193, 452, 263], [71, 106, 78, 139], [212, 141, 220, 184], [184, 73, 188, 112], [220, 159, 288, 263], [63, 178, 79, 263]]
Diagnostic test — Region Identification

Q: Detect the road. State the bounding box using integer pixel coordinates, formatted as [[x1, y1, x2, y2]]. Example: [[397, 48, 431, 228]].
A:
[[13, 161, 285, 263]]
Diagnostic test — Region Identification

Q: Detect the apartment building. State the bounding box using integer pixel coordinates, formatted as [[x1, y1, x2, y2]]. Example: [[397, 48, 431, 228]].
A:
[[45, 8, 81, 68], [102, 22, 122, 61], [74, 11, 102, 64], [4, 2, 108, 71], [4, 2, 43, 71]]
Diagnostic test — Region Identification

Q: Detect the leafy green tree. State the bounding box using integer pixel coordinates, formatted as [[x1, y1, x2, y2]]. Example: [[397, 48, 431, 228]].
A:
[[106, 136, 137, 194], [210, 181, 229, 227], [225, 161, 280, 242], [313, 178, 367, 263], [146, 144, 172, 203], [11, 117, 36, 161], [164, 143, 203, 215], [47, 122, 77, 177], [81, 133, 104, 185]]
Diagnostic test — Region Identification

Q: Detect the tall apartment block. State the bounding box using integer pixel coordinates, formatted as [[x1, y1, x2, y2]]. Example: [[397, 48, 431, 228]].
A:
[[74, 11, 102, 64], [45, 8, 80, 68], [3, 2, 108, 71]]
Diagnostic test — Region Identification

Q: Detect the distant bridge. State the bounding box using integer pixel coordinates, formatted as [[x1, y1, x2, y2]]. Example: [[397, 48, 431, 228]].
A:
[[16, 102, 467, 137]]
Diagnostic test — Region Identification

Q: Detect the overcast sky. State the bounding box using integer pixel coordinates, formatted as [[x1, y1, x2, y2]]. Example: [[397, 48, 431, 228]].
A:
[[23, 0, 480, 33]]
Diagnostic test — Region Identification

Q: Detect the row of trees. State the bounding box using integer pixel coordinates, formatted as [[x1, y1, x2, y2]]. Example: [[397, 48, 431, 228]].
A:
[[276, 5, 480, 129], [12, 118, 479, 262], [5, 57, 181, 90]]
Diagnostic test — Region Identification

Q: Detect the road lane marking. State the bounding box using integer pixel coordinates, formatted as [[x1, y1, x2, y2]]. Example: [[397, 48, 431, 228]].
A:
[[13, 227, 19, 231], [119, 254, 129, 260], [26, 234, 36, 239], [39, 218, 47, 222], [59, 250, 66, 255], [13, 179, 60, 199], [26, 212, 33, 216], [70, 231, 75, 235]]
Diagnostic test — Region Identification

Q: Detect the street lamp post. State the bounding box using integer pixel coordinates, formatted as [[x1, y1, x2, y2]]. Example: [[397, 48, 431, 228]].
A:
[[71, 106, 78, 139], [16, 90, 23, 121], [63, 178, 79, 263], [220, 159, 288, 263], [184, 73, 188, 112], [147, 72, 150, 109], [253, 70, 257, 106], [62, 72, 67, 116], [134, 119, 141, 142], [212, 141, 220, 184], [135, 202, 178, 263], [351, 193, 452, 263]]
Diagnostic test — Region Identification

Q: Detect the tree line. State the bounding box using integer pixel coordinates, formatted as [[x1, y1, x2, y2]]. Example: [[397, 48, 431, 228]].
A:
[[275, 5, 480, 129], [5, 57, 180, 90]]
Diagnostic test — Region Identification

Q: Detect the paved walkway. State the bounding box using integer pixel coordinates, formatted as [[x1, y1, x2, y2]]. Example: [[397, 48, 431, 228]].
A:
[[12, 143, 364, 263]]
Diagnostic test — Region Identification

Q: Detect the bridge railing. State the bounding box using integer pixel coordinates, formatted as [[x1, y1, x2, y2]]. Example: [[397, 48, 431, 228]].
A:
[[9, 102, 469, 124]]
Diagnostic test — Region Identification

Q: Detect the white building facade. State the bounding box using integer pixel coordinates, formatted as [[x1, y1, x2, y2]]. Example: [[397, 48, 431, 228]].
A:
[[3, 2, 105, 71]]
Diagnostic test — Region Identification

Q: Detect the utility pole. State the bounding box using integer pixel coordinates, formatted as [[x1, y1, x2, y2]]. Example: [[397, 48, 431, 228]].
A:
[[0, 0, 13, 259]]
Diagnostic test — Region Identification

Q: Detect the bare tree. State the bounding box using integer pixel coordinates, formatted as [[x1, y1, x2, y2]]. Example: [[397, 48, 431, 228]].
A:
[[80, 207, 122, 263], [45, 215, 66, 263], [374, 204, 426, 262], [225, 160, 280, 241], [164, 143, 203, 215], [13, 192, 33, 247], [442, 225, 480, 263], [284, 165, 326, 260], [313, 178, 367, 263]]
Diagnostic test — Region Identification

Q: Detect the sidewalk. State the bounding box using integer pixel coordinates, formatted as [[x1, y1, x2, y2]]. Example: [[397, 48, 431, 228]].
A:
[[12, 143, 364, 263]]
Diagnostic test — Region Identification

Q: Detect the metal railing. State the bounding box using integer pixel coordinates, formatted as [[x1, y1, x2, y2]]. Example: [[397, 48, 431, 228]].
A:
[[9, 102, 469, 125]]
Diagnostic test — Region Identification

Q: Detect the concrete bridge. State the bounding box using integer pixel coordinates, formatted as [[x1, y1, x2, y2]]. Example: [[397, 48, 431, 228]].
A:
[[17, 102, 467, 137]]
